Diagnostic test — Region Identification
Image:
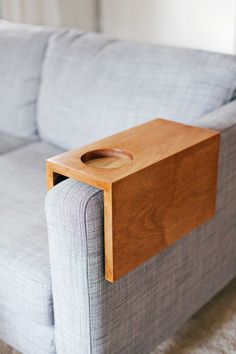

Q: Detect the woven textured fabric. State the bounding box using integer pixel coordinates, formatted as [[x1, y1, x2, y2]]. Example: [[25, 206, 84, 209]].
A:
[[0, 133, 35, 155], [0, 306, 55, 354], [38, 30, 236, 150], [46, 100, 236, 354], [0, 21, 52, 138], [0, 141, 61, 327]]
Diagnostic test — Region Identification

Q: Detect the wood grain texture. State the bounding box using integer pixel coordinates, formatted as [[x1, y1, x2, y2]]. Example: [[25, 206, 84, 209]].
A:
[[47, 119, 220, 282]]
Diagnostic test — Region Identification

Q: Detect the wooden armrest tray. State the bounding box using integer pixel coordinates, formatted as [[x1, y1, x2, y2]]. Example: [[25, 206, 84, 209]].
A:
[[47, 119, 220, 282]]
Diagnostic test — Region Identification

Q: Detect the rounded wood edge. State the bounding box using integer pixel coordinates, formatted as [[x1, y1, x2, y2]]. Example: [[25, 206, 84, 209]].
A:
[[81, 148, 134, 169]]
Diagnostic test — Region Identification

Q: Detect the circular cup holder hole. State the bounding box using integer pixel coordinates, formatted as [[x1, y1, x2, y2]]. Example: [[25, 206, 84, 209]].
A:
[[81, 149, 134, 169]]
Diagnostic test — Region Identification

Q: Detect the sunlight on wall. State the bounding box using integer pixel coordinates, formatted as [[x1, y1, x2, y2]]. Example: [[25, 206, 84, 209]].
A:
[[1, 0, 235, 54], [100, 0, 236, 54]]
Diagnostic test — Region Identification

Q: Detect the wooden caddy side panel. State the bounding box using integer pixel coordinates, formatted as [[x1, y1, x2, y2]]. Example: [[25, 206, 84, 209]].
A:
[[106, 135, 219, 281]]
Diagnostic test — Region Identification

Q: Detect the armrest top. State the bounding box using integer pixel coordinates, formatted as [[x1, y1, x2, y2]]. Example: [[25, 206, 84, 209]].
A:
[[195, 100, 236, 131], [47, 119, 218, 190]]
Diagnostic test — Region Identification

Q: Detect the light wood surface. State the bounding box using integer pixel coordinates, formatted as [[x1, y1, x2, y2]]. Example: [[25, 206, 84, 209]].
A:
[[47, 119, 220, 282]]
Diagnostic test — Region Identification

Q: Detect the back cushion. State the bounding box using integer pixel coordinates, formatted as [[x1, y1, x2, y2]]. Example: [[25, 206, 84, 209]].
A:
[[38, 30, 236, 149], [0, 21, 52, 138]]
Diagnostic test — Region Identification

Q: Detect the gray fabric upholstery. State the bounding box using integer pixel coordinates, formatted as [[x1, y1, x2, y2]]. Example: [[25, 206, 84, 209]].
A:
[[46, 100, 236, 354], [38, 30, 236, 150], [193, 97, 236, 130], [0, 142, 61, 327], [0, 21, 52, 138], [0, 133, 34, 155], [0, 306, 55, 354]]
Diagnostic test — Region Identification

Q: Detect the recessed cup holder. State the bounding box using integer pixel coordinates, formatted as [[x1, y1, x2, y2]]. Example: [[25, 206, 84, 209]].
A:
[[81, 148, 134, 169]]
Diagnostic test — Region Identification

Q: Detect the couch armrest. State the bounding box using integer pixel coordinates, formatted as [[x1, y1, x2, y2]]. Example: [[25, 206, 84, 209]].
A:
[[45, 101, 236, 354], [46, 180, 102, 354], [194, 99, 236, 131]]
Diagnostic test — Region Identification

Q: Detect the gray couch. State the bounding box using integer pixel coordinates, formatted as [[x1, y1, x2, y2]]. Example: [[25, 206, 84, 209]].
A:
[[0, 20, 236, 354]]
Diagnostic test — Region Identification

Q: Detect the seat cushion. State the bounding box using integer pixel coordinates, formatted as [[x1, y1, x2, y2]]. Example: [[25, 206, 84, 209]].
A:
[[0, 141, 62, 326], [0, 306, 55, 354], [0, 21, 52, 138], [38, 30, 236, 150], [0, 133, 34, 155]]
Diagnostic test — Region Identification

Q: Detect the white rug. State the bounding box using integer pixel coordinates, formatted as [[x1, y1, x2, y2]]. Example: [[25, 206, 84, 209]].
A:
[[1, 279, 236, 354]]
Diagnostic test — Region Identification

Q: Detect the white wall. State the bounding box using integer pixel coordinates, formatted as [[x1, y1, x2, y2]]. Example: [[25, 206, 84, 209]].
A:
[[1, 0, 236, 54], [100, 0, 236, 54], [57, 0, 98, 30], [0, 0, 98, 30]]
